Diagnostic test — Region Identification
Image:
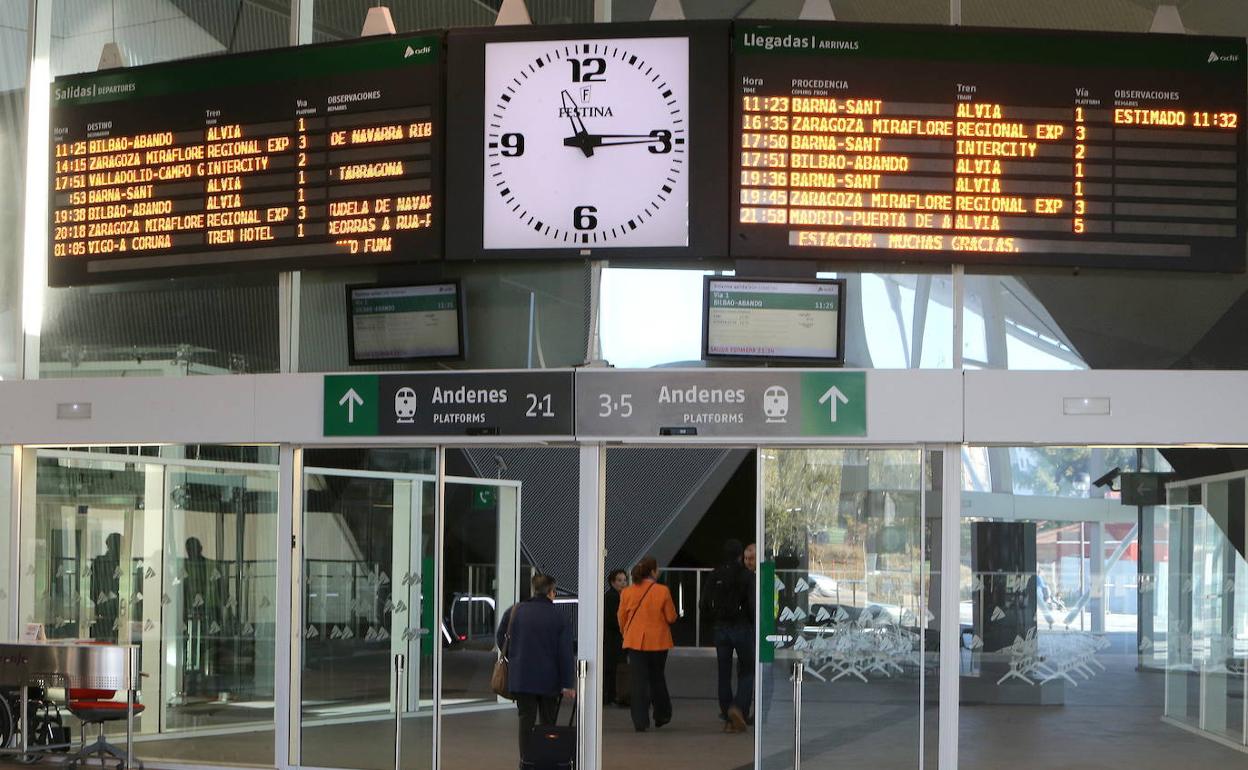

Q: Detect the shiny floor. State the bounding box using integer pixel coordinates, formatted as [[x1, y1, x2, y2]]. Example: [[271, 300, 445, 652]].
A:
[[3, 643, 1246, 770]]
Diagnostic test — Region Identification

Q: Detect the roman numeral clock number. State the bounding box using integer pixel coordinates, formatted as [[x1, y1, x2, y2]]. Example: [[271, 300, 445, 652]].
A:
[[484, 37, 688, 249]]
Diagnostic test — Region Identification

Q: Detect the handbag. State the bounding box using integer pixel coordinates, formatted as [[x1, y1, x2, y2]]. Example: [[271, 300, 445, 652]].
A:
[[491, 603, 520, 699], [614, 582, 657, 706], [614, 658, 631, 707]]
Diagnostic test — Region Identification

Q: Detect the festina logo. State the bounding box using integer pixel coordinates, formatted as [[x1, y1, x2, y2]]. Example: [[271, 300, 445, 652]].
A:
[[558, 106, 614, 117]]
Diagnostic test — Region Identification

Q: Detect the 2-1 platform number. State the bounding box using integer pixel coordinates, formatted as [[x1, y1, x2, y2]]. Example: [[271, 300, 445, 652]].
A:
[[526, 393, 555, 418]]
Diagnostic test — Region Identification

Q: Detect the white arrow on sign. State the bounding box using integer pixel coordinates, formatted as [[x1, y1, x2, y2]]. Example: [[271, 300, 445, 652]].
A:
[[818, 386, 850, 422], [338, 388, 364, 423]]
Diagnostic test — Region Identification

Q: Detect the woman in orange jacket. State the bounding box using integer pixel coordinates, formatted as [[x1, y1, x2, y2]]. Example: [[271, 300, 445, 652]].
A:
[[617, 556, 679, 731]]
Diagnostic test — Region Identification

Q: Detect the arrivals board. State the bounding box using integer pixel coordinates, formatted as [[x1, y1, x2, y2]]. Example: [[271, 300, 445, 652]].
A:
[[49, 35, 443, 286], [731, 22, 1248, 271]]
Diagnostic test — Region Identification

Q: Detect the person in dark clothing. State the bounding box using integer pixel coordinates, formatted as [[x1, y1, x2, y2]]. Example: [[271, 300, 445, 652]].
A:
[[702, 539, 755, 733], [90, 533, 123, 639], [496, 573, 576, 758], [602, 569, 628, 706]]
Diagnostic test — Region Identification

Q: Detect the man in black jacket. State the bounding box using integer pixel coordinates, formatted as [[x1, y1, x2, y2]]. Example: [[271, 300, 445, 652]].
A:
[[496, 573, 576, 756], [702, 539, 754, 733]]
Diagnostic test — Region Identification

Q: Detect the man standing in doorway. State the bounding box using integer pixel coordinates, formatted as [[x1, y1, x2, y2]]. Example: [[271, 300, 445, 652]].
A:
[[703, 539, 754, 733], [496, 574, 576, 757]]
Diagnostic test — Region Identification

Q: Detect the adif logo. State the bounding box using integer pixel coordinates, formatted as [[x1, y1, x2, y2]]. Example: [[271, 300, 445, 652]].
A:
[[990, 606, 1007, 622], [779, 606, 808, 622], [1209, 51, 1241, 63]]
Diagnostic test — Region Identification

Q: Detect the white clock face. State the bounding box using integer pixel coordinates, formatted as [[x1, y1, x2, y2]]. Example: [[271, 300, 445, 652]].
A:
[[483, 36, 689, 250]]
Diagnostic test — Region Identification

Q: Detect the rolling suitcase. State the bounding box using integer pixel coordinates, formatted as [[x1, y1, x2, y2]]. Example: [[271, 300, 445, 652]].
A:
[[520, 699, 576, 770]]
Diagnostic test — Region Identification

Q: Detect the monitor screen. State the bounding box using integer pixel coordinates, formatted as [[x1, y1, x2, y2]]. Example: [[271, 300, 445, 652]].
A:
[[703, 276, 846, 363], [347, 282, 464, 363]]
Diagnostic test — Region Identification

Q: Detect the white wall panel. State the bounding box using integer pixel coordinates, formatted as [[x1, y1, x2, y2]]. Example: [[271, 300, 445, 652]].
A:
[[965, 370, 1248, 445], [0, 375, 257, 444]]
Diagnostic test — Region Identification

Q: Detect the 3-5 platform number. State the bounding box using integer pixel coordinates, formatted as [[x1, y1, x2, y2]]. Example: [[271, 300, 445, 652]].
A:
[[598, 393, 633, 417]]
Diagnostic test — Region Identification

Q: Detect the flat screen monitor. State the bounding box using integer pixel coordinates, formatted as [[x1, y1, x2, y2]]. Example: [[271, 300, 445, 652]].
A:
[[702, 276, 846, 364], [347, 281, 465, 364]]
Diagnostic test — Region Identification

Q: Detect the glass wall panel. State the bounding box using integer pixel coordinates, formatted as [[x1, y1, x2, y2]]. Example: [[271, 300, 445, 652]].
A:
[[608, 0, 947, 24], [20, 445, 279, 766], [298, 263, 589, 372], [440, 446, 579, 770], [310, 0, 592, 39], [759, 447, 926, 770], [962, 0, 1248, 33], [600, 267, 953, 369], [1164, 475, 1248, 748], [959, 446, 1247, 770], [41, 0, 287, 379], [0, 1, 27, 380], [300, 447, 437, 770]]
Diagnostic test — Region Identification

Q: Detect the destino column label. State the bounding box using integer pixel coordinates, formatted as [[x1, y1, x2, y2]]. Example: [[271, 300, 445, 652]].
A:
[[324, 371, 574, 436], [575, 370, 866, 438]]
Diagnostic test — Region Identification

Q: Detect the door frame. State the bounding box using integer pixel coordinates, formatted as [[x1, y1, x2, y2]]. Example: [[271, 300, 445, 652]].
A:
[[751, 444, 939, 770], [292, 454, 527, 770], [588, 441, 948, 770]]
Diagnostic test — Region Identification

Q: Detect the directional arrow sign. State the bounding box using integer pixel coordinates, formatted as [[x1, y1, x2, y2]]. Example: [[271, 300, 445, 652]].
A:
[[324, 375, 379, 436], [338, 388, 364, 423], [801, 372, 866, 436], [818, 385, 850, 421]]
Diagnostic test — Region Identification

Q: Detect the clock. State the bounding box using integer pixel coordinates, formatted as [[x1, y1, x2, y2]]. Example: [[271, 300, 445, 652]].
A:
[[482, 36, 690, 249]]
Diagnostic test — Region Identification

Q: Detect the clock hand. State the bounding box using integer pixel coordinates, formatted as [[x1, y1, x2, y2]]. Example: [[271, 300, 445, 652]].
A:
[[561, 132, 668, 149], [560, 90, 593, 158]]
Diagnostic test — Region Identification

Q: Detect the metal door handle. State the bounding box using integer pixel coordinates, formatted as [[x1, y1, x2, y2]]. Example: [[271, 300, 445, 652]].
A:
[[576, 659, 588, 770], [394, 654, 406, 770], [793, 660, 804, 770]]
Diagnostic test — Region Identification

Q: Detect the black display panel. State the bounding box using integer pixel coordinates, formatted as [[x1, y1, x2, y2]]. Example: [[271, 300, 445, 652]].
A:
[[50, 34, 443, 286], [702, 275, 846, 364], [347, 280, 465, 364], [445, 21, 730, 260], [732, 21, 1248, 271]]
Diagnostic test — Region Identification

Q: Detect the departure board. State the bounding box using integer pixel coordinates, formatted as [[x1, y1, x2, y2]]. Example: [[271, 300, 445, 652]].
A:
[[49, 35, 442, 286], [732, 22, 1248, 271]]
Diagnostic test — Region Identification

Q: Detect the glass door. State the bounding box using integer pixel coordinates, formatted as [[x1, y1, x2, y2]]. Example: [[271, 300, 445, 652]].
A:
[[438, 446, 577, 770], [758, 448, 927, 770], [299, 449, 437, 770]]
